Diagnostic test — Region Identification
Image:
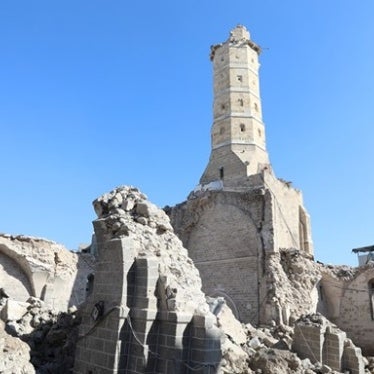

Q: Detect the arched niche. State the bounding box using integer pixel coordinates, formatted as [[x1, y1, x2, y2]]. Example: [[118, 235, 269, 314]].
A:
[[0, 251, 33, 301]]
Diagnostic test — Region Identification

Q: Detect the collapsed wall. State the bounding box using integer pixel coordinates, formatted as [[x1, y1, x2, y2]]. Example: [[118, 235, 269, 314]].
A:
[[257, 246, 374, 357], [74, 186, 228, 374], [0, 234, 94, 311], [318, 263, 374, 356], [293, 313, 365, 374], [1, 185, 374, 373]]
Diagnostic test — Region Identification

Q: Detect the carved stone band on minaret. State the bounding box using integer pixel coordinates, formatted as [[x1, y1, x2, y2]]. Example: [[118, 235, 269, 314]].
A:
[[200, 25, 270, 188]]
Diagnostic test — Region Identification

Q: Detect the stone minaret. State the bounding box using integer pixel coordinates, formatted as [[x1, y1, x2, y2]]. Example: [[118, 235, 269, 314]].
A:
[[200, 25, 270, 187]]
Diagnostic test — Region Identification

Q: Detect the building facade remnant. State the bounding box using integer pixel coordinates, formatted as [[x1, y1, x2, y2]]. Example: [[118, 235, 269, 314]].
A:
[[74, 186, 225, 374], [0, 234, 93, 311]]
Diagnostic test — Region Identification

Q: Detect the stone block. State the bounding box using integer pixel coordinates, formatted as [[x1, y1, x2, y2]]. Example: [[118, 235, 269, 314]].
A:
[[133, 296, 157, 309], [88, 337, 105, 351], [1, 299, 29, 322]]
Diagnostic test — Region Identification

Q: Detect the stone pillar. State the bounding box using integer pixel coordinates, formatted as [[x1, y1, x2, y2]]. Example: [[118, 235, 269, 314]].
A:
[[188, 314, 222, 374], [342, 340, 365, 374], [153, 311, 192, 373], [74, 234, 136, 374], [293, 324, 326, 363], [122, 257, 159, 372], [323, 328, 346, 371]]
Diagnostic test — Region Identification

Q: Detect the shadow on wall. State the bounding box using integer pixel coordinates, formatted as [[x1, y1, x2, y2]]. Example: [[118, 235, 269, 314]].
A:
[[0, 251, 33, 301], [115, 260, 222, 374], [68, 252, 96, 309]]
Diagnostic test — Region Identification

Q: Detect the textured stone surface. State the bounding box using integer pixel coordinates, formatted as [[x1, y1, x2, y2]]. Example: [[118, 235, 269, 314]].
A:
[[75, 186, 229, 374], [201, 25, 269, 185], [293, 313, 365, 374], [0, 320, 35, 373], [0, 234, 94, 311]]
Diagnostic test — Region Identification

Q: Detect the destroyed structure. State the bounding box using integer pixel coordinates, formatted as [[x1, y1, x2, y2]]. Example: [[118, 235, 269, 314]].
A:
[[1, 25, 374, 373]]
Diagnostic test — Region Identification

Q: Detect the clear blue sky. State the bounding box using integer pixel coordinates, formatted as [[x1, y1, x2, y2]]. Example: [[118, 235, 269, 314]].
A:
[[1, 1, 373, 266]]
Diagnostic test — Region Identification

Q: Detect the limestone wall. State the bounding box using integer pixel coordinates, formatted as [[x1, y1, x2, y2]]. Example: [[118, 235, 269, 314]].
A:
[[0, 251, 33, 301], [332, 266, 374, 355], [263, 172, 313, 256], [170, 170, 314, 325], [169, 188, 270, 325], [0, 234, 94, 311], [292, 314, 365, 374]]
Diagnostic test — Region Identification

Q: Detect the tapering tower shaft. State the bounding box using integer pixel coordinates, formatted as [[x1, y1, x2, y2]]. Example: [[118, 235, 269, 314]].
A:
[[200, 25, 270, 187]]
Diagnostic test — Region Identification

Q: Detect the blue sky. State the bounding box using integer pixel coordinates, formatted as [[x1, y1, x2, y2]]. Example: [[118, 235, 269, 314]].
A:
[[0, 1, 373, 266]]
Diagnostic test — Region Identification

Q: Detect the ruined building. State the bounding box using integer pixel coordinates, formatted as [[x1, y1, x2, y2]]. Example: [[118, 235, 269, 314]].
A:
[[2, 25, 374, 374], [169, 25, 313, 325]]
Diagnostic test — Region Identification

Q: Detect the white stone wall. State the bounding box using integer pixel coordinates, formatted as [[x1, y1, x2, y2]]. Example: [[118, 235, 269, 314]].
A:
[[0, 234, 94, 311], [0, 251, 32, 301], [335, 267, 374, 355]]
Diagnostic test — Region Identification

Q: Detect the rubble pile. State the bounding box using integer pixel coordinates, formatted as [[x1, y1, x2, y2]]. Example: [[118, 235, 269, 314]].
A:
[[1, 185, 374, 373], [0, 295, 80, 373], [92, 185, 209, 314], [263, 249, 321, 324], [0, 320, 35, 374]]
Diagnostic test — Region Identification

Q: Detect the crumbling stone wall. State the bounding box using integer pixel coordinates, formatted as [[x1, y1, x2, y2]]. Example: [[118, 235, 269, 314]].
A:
[[262, 250, 321, 325], [0, 251, 33, 301], [0, 320, 35, 373], [293, 314, 365, 374], [74, 186, 224, 374], [263, 171, 313, 255], [169, 169, 314, 325], [0, 234, 94, 311], [320, 264, 374, 356]]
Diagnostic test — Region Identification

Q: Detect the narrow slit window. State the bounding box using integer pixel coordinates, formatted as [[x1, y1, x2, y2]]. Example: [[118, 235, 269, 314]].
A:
[[369, 279, 374, 320], [219, 167, 224, 179]]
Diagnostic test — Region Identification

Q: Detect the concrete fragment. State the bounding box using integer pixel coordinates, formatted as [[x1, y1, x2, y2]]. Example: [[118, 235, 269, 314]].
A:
[[217, 302, 247, 345], [1, 299, 28, 322]]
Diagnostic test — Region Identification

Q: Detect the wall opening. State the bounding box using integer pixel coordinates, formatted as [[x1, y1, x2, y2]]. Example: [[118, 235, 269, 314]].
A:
[[86, 274, 95, 298], [219, 167, 224, 179], [369, 279, 374, 320], [240, 124, 246, 132]]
